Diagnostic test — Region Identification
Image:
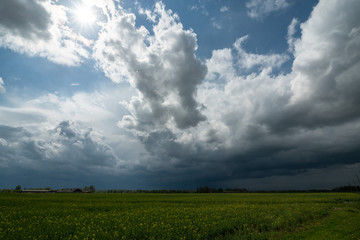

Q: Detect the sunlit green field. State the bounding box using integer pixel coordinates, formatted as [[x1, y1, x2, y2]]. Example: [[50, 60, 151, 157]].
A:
[[0, 193, 359, 239]]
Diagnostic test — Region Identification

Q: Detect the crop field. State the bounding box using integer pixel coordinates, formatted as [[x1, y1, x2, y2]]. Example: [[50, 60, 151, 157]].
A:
[[0, 193, 359, 239]]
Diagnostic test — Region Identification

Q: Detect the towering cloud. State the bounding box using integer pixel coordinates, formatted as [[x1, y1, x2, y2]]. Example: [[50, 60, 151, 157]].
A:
[[287, 0, 360, 129], [94, 2, 207, 132]]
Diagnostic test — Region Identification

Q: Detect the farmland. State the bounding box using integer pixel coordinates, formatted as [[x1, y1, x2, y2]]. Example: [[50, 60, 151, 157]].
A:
[[0, 193, 359, 239]]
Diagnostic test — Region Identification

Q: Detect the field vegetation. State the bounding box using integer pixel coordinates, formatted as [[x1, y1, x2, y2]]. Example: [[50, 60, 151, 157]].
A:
[[0, 193, 359, 239]]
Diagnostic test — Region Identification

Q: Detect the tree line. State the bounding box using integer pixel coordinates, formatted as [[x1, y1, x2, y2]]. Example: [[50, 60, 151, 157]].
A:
[[1, 184, 359, 194], [0, 185, 96, 193]]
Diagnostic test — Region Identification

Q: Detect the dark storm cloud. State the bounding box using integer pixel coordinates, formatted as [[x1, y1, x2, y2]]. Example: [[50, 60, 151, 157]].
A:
[[0, 0, 51, 40], [1, 0, 360, 190], [0, 125, 39, 168], [120, 0, 360, 188], [0, 125, 31, 140], [132, 119, 360, 187], [0, 122, 119, 173], [57, 121, 76, 138]]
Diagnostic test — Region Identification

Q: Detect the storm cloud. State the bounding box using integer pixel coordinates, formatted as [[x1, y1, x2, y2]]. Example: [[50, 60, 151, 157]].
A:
[[0, 0, 51, 40], [110, 0, 360, 185], [0, 0, 360, 190], [0, 122, 119, 174]]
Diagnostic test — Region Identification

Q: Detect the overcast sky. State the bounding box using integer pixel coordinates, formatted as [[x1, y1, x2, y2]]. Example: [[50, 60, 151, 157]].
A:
[[1, 0, 360, 190]]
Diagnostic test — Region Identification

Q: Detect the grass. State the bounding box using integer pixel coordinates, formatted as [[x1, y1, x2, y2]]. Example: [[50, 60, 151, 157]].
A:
[[281, 202, 360, 240], [221, 196, 360, 240], [0, 193, 359, 239]]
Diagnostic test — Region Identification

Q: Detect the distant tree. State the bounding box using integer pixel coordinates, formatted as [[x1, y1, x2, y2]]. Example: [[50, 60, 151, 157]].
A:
[[332, 186, 359, 192], [355, 174, 360, 192], [15, 185, 22, 192], [225, 188, 248, 193], [1, 189, 13, 193], [197, 186, 210, 193], [89, 185, 96, 193]]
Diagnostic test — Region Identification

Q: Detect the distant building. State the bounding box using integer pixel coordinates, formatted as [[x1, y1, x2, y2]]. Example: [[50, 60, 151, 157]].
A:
[[56, 188, 83, 193], [22, 188, 83, 193]]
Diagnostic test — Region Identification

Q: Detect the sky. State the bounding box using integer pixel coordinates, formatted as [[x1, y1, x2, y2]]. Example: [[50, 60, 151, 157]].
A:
[[0, 0, 360, 190]]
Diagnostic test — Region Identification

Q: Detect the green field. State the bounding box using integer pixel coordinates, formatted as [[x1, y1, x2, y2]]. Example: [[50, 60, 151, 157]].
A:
[[0, 193, 359, 239]]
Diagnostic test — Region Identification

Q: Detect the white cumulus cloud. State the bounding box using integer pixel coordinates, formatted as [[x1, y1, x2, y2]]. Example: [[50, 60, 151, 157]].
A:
[[0, 0, 91, 66], [220, 6, 229, 13], [233, 35, 289, 70], [246, 0, 289, 20], [287, 0, 360, 128], [287, 18, 299, 53], [0, 77, 5, 93], [94, 2, 207, 132]]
